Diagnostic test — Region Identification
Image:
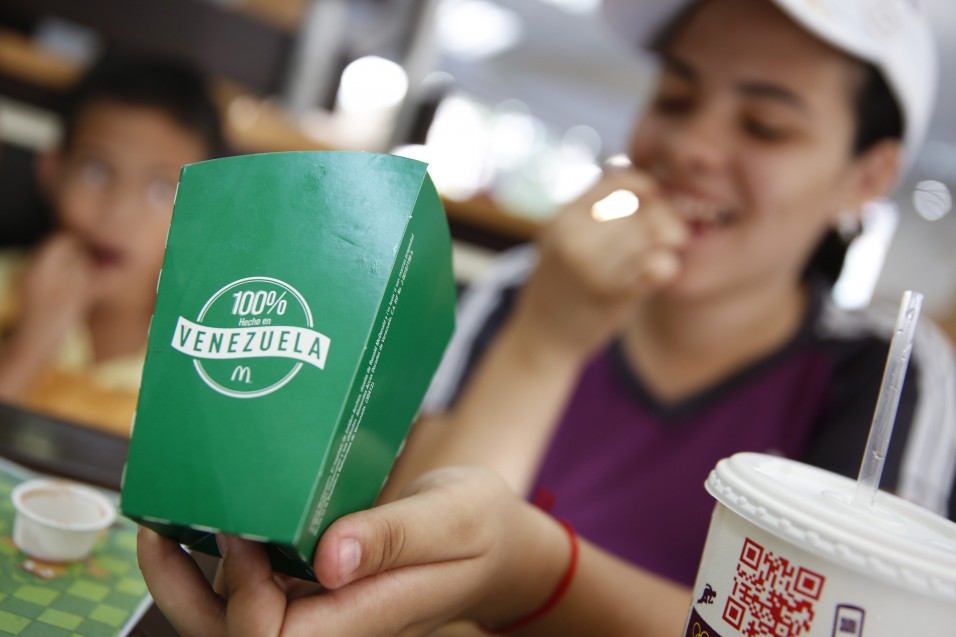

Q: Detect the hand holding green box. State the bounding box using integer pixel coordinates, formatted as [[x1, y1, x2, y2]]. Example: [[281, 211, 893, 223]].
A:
[[121, 151, 456, 580]]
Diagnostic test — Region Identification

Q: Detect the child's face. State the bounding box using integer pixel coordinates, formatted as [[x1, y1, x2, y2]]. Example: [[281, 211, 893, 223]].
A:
[[50, 100, 207, 306], [628, 0, 898, 299]]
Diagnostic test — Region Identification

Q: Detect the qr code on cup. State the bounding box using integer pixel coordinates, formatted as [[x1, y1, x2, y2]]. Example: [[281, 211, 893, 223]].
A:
[[722, 537, 826, 637]]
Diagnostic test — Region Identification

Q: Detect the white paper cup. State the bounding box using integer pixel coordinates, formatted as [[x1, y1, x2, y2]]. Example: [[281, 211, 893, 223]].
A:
[[685, 453, 956, 636], [12, 479, 116, 562]]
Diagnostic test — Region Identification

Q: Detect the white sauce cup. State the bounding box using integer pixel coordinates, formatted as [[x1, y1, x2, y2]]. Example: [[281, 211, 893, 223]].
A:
[[12, 479, 116, 562]]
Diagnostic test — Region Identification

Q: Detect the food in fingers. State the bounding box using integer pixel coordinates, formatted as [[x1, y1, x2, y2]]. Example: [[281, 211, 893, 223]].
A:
[[597, 196, 687, 293]]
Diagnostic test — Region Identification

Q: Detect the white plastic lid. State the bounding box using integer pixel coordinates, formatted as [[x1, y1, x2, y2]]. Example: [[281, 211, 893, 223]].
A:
[[707, 452, 956, 601]]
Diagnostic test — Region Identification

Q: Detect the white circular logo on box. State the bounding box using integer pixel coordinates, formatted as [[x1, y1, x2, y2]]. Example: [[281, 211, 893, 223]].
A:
[[171, 277, 331, 398]]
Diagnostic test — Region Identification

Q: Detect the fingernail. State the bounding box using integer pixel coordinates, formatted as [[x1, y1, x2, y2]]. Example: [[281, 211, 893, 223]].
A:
[[338, 538, 361, 581], [137, 526, 157, 546]]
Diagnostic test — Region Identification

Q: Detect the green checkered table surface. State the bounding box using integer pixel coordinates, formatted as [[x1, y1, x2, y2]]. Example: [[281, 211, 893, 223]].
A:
[[0, 458, 150, 637]]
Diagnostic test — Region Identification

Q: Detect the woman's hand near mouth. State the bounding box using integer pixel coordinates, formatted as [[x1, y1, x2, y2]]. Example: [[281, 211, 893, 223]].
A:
[[511, 167, 688, 366]]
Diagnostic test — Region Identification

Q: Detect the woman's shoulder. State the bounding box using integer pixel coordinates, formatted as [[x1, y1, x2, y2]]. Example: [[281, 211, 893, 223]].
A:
[[441, 243, 534, 340], [465, 244, 538, 294], [812, 292, 956, 515], [811, 292, 956, 422], [422, 244, 537, 411], [814, 292, 955, 366]]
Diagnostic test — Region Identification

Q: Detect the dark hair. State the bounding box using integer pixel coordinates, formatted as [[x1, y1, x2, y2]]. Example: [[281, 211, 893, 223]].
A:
[[60, 52, 224, 159], [649, 3, 905, 285], [852, 65, 904, 156], [805, 65, 903, 284]]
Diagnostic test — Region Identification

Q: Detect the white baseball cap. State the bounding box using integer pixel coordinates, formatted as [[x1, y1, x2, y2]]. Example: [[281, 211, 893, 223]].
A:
[[603, 0, 938, 164]]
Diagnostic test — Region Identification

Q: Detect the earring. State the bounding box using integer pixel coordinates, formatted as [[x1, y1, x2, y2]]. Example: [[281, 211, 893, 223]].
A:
[[835, 211, 862, 243]]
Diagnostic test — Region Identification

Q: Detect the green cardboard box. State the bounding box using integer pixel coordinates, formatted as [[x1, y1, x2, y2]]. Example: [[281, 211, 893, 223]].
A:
[[120, 151, 456, 579]]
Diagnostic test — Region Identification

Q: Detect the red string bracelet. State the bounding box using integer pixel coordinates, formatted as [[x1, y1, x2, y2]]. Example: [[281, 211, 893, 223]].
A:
[[482, 519, 579, 634]]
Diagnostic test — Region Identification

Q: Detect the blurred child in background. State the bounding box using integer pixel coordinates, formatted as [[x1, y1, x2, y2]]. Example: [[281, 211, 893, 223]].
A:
[[0, 53, 222, 435]]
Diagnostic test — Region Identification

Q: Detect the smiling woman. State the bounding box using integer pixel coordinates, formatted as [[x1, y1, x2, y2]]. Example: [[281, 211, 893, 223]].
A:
[[394, 0, 955, 587]]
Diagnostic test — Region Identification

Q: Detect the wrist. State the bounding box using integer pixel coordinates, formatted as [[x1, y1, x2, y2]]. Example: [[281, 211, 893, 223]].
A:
[[477, 510, 577, 634], [500, 312, 591, 372]]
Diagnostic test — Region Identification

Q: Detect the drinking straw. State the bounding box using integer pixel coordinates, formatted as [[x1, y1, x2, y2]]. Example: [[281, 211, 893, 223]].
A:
[[852, 290, 924, 509]]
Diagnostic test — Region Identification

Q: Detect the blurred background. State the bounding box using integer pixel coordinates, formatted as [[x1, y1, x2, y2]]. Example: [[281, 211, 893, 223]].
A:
[[2, 0, 955, 337]]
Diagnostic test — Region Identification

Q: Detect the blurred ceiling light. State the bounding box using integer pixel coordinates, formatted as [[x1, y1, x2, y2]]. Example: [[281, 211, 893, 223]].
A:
[[420, 94, 493, 199], [489, 101, 546, 171], [336, 56, 409, 113], [437, 0, 523, 60], [912, 179, 952, 221], [545, 125, 602, 205]]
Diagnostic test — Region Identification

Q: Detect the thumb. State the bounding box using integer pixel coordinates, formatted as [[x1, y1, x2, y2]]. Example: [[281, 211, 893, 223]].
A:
[[314, 469, 497, 589]]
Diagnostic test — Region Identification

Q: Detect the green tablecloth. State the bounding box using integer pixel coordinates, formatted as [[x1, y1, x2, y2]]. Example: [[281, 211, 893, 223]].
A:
[[0, 458, 150, 637]]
